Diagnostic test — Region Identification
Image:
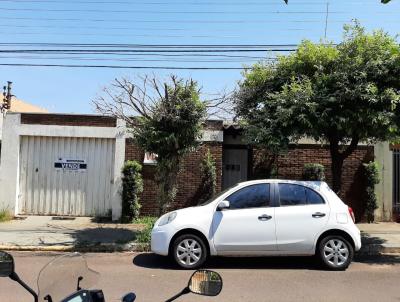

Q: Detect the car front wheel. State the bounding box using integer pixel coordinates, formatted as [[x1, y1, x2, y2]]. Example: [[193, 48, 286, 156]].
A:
[[172, 234, 207, 269], [318, 235, 354, 271]]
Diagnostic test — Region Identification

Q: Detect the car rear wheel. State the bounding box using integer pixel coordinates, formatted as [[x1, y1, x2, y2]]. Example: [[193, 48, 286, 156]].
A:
[[318, 235, 354, 271], [172, 234, 207, 269]]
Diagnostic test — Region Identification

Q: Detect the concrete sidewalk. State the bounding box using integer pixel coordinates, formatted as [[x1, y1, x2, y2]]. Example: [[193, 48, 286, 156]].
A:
[[358, 223, 400, 254], [0, 216, 143, 252], [0, 217, 400, 254]]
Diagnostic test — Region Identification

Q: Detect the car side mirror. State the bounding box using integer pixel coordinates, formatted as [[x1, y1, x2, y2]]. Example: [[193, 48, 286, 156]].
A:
[[0, 251, 14, 277], [217, 200, 230, 211], [188, 270, 223, 297]]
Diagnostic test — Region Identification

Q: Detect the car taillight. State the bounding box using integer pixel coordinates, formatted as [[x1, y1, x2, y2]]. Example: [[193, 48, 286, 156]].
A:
[[348, 207, 355, 223]]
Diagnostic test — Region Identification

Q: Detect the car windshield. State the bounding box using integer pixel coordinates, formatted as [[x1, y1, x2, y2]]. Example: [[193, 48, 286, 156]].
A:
[[198, 183, 239, 206], [37, 253, 99, 302]]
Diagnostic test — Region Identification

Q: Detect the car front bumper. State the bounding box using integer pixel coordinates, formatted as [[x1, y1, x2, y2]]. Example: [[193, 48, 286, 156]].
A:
[[151, 228, 170, 256]]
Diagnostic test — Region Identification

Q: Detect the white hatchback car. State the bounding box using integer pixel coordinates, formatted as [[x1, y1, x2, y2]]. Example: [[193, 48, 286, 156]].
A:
[[151, 180, 361, 270]]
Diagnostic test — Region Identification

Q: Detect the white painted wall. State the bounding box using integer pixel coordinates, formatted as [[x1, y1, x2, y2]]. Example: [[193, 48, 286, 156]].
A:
[[374, 142, 393, 221], [111, 119, 126, 220], [0, 114, 20, 215]]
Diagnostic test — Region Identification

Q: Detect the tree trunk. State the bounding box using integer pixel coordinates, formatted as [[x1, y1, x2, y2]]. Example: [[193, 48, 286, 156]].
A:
[[331, 155, 344, 194], [328, 136, 359, 194], [156, 156, 181, 216]]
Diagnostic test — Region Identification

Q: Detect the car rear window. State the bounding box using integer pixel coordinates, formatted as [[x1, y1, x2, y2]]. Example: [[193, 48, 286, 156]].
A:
[[278, 183, 325, 206]]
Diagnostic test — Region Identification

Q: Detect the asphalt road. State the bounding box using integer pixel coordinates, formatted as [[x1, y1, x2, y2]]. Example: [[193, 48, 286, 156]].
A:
[[1, 252, 400, 302]]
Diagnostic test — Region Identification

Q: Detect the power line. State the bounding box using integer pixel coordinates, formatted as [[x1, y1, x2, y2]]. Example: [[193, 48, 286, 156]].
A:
[[0, 0, 333, 5], [0, 55, 274, 62], [2, 16, 339, 23], [0, 49, 296, 53], [0, 42, 301, 47], [0, 63, 252, 70], [0, 31, 250, 39], [0, 24, 310, 32], [0, 7, 345, 13], [0, 31, 323, 39], [0, 51, 270, 59]]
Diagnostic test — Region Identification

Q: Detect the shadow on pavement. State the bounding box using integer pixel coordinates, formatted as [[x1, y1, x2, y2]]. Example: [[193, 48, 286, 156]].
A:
[[361, 231, 387, 245], [355, 254, 400, 265], [25, 227, 138, 247], [133, 253, 176, 269], [133, 253, 320, 270], [70, 227, 138, 247]]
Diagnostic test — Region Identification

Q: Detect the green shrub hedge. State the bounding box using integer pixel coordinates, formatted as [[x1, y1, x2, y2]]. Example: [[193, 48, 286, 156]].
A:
[[363, 161, 380, 223], [199, 149, 217, 204], [121, 160, 144, 222], [303, 163, 325, 181]]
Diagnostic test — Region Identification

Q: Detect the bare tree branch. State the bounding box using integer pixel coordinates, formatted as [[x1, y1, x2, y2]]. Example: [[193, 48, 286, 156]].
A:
[[93, 74, 235, 124]]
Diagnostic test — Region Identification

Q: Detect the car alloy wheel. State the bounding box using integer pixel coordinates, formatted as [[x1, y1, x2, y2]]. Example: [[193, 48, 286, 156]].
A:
[[323, 239, 349, 267], [176, 238, 202, 266], [172, 234, 207, 269], [318, 235, 354, 270]]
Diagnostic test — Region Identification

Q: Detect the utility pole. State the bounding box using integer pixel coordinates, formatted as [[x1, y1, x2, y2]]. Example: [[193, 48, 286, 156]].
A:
[[1, 81, 12, 113], [324, 2, 329, 40]]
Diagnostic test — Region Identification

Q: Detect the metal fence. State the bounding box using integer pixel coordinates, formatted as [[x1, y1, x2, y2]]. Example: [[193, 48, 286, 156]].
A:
[[393, 148, 400, 214]]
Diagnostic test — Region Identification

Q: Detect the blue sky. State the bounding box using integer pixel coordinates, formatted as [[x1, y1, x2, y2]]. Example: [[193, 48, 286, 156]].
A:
[[1, 0, 399, 113]]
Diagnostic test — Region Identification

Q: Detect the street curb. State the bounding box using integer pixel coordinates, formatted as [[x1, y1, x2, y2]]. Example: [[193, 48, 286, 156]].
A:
[[0, 243, 149, 253], [1, 243, 399, 255]]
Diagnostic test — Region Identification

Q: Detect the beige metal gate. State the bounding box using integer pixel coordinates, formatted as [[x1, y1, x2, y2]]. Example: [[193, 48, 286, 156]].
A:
[[18, 136, 115, 216]]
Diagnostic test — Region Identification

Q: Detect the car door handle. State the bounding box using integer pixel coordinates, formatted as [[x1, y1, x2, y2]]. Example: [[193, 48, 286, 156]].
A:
[[258, 214, 272, 221], [312, 212, 326, 218]]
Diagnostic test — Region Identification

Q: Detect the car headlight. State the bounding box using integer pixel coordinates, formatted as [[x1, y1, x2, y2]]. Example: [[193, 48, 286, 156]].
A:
[[158, 212, 177, 226]]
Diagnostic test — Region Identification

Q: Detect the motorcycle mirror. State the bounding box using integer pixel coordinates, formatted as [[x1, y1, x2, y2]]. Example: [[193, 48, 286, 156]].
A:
[[188, 270, 223, 297], [122, 292, 136, 302], [0, 251, 14, 277]]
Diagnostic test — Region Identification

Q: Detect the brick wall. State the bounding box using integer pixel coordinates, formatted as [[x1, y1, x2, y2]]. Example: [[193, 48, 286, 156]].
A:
[[125, 139, 223, 216], [21, 113, 117, 127], [17, 114, 372, 221], [252, 144, 374, 222]]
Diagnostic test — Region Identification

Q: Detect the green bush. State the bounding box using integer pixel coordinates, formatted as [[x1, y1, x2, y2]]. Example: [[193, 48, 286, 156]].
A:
[[135, 216, 158, 250], [135, 216, 158, 226], [121, 160, 144, 222], [199, 149, 217, 203], [363, 161, 380, 223], [303, 163, 325, 181]]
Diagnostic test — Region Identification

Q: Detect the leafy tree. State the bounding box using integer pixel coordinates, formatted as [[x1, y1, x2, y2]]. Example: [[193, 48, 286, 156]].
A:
[[235, 23, 400, 193], [95, 75, 207, 215]]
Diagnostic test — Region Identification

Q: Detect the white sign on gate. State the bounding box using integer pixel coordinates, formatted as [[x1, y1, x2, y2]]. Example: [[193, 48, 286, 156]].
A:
[[54, 158, 87, 172], [143, 152, 157, 165]]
